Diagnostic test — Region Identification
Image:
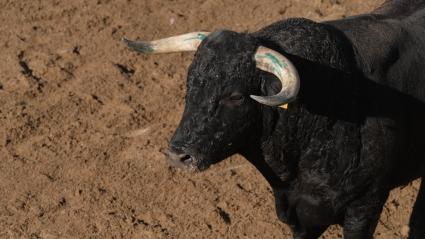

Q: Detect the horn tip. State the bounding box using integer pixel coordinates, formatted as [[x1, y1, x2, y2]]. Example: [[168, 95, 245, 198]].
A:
[[121, 37, 130, 43], [250, 95, 273, 106], [122, 37, 154, 54], [250, 94, 290, 107]]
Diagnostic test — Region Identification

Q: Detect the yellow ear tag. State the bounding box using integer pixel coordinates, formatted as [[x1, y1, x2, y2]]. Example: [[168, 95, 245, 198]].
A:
[[279, 104, 289, 110]]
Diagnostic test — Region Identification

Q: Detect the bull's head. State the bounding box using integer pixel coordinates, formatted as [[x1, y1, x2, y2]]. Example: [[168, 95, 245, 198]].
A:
[[124, 30, 300, 171]]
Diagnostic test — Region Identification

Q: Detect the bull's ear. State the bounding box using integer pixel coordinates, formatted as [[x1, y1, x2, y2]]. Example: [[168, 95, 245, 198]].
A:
[[259, 72, 290, 109], [122, 32, 210, 54], [260, 71, 282, 97]]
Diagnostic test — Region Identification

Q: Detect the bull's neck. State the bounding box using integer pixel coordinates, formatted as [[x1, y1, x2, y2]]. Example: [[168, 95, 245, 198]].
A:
[[240, 107, 286, 188], [241, 145, 284, 188]]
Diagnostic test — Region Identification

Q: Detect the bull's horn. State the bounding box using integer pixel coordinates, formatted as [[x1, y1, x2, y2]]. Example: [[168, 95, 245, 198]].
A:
[[250, 46, 300, 107], [122, 32, 210, 54]]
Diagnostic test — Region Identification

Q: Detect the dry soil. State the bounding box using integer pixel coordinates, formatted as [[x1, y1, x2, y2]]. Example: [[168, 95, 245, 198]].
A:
[[0, 0, 420, 238]]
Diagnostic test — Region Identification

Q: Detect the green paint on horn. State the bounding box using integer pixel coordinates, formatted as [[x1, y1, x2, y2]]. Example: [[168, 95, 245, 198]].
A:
[[185, 33, 208, 41], [122, 37, 155, 54], [264, 53, 287, 69]]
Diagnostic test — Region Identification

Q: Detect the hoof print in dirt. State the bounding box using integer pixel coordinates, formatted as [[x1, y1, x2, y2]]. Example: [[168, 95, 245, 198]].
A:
[[217, 207, 231, 225], [115, 63, 135, 78]]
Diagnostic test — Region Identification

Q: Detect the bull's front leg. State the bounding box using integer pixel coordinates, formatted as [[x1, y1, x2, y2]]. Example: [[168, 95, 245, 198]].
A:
[[342, 117, 395, 238], [343, 189, 389, 239], [291, 226, 328, 239], [273, 189, 328, 239]]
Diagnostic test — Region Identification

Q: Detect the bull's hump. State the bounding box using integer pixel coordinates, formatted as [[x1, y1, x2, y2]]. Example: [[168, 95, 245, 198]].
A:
[[373, 0, 425, 19]]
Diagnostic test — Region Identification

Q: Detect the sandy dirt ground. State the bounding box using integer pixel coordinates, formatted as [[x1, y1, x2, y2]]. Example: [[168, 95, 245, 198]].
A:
[[0, 0, 421, 238]]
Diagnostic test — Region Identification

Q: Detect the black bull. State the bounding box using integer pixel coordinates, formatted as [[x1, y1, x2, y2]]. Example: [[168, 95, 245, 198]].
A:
[[126, 1, 425, 238]]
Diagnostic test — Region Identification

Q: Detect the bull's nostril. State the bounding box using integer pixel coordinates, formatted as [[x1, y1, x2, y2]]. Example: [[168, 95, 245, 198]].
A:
[[167, 149, 195, 167], [180, 154, 192, 163], [167, 149, 201, 170]]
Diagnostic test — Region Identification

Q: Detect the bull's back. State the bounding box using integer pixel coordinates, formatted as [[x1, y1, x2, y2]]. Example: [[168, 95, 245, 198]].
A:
[[373, 0, 425, 19]]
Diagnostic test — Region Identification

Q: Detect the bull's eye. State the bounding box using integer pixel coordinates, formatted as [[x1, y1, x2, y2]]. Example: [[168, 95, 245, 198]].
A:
[[222, 92, 244, 107], [229, 93, 244, 101]]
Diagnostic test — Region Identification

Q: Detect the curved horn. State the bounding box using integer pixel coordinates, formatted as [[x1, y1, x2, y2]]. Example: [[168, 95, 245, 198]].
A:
[[250, 46, 300, 107], [122, 32, 210, 54]]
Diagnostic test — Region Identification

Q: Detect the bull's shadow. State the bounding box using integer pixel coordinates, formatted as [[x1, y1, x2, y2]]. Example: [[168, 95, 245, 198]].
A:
[[285, 53, 425, 123]]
